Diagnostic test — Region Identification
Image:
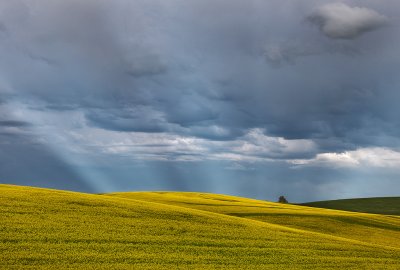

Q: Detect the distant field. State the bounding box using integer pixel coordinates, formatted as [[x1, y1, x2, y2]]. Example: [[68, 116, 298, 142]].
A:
[[1, 184, 400, 269], [301, 197, 400, 215]]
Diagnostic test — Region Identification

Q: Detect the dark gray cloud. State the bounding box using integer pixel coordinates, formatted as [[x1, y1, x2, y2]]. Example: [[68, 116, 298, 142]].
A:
[[307, 3, 388, 39], [0, 120, 30, 127], [0, 0, 395, 147], [85, 107, 171, 133]]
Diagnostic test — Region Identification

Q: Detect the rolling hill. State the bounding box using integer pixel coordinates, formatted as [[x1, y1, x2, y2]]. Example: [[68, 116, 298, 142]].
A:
[[301, 197, 400, 216], [1, 184, 400, 269]]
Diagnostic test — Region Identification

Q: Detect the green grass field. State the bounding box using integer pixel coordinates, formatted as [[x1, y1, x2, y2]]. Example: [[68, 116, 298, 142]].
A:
[[301, 197, 400, 216], [1, 184, 400, 269]]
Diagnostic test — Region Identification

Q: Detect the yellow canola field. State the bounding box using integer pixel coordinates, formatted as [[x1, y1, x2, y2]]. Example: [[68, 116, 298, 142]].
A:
[[1, 185, 400, 269]]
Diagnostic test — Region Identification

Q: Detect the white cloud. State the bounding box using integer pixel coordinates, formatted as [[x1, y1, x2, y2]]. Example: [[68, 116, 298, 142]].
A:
[[232, 128, 317, 159], [14, 109, 317, 163], [291, 147, 400, 168], [308, 3, 388, 39], [75, 128, 316, 163], [121, 129, 313, 162]]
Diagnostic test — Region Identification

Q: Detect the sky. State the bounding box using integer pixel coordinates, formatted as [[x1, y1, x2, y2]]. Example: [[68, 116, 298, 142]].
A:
[[1, 0, 400, 202]]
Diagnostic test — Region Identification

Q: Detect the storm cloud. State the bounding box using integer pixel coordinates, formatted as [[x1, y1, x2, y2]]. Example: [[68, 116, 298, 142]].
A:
[[0, 0, 399, 202]]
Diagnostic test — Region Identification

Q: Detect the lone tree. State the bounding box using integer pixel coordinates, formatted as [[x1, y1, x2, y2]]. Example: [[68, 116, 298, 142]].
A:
[[278, 196, 288, 204]]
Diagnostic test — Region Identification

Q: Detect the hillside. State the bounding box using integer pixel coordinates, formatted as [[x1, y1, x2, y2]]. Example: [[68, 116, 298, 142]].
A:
[[1, 184, 400, 269], [301, 197, 400, 216], [109, 192, 400, 250]]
